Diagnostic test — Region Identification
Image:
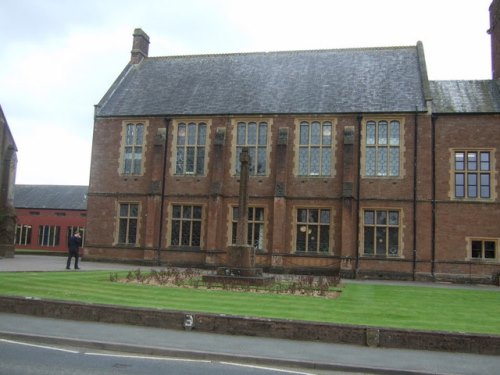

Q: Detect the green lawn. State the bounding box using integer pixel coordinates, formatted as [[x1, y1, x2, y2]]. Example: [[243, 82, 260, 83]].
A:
[[0, 271, 498, 335]]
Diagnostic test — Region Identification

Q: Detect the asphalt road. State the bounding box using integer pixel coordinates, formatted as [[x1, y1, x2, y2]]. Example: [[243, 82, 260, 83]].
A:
[[0, 338, 326, 375]]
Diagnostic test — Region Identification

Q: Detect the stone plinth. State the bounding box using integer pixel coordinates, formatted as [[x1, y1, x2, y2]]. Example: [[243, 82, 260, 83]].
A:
[[202, 244, 275, 286], [227, 244, 255, 269]]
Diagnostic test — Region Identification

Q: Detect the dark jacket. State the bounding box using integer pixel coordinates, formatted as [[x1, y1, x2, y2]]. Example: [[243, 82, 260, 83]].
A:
[[68, 235, 81, 253]]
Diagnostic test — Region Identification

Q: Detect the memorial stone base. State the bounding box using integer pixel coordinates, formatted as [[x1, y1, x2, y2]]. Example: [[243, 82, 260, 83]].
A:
[[202, 245, 275, 286]]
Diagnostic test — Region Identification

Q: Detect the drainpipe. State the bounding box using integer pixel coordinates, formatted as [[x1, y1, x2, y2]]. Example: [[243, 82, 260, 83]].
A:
[[354, 114, 363, 276], [157, 118, 171, 266], [431, 114, 437, 279], [412, 109, 418, 280]]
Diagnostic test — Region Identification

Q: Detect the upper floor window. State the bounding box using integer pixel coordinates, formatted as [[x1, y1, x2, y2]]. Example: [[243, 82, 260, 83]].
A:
[[454, 151, 492, 199], [118, 203, 139, 245], [123, 122, 144, 175], [362, 209, 400, 257], [236, 121, 268, 176], [298, 120, 332, 176], [231, 206, 266, 250], [295, 208, 331, 253], [175, 122, 207, 175], [171, 204, 202, 247], [365, 120, 400, 177]]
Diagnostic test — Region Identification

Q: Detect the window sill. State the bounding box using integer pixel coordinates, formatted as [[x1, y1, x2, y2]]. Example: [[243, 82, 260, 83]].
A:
[[360, 254, 405, 259], [168, 246, 201, 252], [467, 258, 498, 263], [292, 251, 334, 257]]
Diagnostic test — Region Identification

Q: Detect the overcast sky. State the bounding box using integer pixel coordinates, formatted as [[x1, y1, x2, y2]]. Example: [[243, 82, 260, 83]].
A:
[[0, 0, 494, 186]]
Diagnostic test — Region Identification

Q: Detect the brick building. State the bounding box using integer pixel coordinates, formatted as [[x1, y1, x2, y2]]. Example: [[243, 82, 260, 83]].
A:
[[14, 185, 87, 253], [86, 2, 500, 283], [0, 105, 17, 258]]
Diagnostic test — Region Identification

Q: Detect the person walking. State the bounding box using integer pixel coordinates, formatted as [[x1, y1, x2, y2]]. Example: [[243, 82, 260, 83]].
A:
[[66, 231, 82, 270]]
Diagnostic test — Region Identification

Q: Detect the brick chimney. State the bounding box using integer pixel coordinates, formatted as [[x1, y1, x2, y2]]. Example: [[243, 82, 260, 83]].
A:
[[489, 0, 500, 79], [131, 28, 150, 64]]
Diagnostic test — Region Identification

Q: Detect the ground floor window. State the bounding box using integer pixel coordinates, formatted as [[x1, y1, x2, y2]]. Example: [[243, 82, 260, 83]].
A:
[[118, 203, 139, 245], [38, 225, 60, 247], [231, 206, 265, 250], [295, 208, 331, 253], [171, 205, 202, 247], [15, 225, 32, 245], [363, 209, 400, 257], [470, 239, 497, 260]]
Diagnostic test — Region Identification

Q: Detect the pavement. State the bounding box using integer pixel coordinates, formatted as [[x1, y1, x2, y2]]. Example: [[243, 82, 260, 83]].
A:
[[0, 254, 499, 375]]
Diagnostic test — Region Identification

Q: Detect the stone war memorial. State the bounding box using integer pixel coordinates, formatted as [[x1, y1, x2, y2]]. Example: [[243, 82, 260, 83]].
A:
[[203, 148, 275, 286]]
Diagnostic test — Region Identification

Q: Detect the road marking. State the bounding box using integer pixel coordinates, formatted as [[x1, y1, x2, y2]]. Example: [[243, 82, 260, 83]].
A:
[[87, 353, 315, 374], [220, 362, 316, 375], [85, 352, 211, 363], [0, 338, 80, 354]]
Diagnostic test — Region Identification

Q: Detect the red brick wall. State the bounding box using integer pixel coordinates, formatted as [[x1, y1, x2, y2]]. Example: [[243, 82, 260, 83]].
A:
[[15, 208, 86, 252], [86, 113, 500, 283]]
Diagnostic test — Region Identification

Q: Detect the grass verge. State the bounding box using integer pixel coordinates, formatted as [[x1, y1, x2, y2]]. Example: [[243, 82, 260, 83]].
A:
[[0, 271, 498, 335]]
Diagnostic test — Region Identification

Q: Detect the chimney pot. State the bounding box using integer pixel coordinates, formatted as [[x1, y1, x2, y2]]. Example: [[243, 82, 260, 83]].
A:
[[131, 28, 150, 64]]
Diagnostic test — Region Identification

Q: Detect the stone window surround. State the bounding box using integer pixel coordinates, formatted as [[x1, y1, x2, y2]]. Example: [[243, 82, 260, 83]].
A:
[[118, 120, 149, 177], [360, 116, 406, 179]]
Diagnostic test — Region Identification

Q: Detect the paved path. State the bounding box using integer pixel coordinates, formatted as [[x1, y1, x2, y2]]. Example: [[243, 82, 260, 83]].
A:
[[0, 254, 145, 272], [0, 255, 499, 374]]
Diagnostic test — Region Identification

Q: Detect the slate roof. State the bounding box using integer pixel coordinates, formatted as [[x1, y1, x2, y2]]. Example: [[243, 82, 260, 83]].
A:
[[14, 185, 88, 210], [430, 80, 500, 113], [96, 46, 428, 117]]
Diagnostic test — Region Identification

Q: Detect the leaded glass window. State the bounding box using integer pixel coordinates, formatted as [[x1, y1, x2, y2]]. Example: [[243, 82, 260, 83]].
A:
[[123, 123, 144, 175], [171, 205, 202, 247], [298, 121, 332, 176], [295, 208, 331, 253], [175, 122, 207, 175], [118, 203, 139, 245], [365, 120, 400, 177], [236, 121, 268, 175], [231, 207, 265, 250], [454, 151, 492, 199], [363, 209, 400, 257]]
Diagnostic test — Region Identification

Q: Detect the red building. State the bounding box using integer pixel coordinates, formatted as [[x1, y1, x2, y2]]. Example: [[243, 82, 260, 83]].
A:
[[14, 185, 87, 253], [85, 2, 500, 284]]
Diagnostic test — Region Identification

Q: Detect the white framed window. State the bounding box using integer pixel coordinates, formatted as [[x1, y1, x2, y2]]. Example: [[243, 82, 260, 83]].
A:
[[38, 225, 60, 247], [15, 225, 32, 245]]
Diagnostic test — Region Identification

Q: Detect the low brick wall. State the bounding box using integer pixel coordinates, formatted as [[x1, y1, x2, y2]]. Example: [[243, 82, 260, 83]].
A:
[[0, 296, 498, 355]]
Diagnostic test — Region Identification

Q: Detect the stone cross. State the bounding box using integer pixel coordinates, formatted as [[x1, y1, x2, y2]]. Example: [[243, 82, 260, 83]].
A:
[[236, 147, 250, 245]]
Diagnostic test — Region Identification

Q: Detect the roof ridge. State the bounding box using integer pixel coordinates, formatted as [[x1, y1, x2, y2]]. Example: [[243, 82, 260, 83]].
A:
[[146, 45, 418, 61]]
